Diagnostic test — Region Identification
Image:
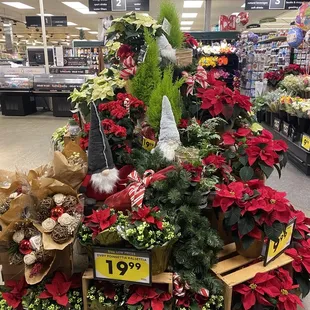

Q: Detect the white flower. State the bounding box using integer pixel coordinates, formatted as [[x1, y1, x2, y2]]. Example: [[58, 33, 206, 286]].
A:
[[30, 235, 42, 251], [53, 194, 66, 206], [23, 252, 36, 265], [42, 218, 56, 233], [9, 192, 18, 199], [13, 230, 24, 244], [58, 213, 74, 227]]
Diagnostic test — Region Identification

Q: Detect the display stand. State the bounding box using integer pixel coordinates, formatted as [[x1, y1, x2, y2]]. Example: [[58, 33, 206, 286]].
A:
[[82, 269, 173, 310], [211, 244, 293, 310]]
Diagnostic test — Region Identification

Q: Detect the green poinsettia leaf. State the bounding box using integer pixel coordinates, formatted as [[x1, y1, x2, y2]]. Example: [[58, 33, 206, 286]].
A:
[[238, 215, 255, 236], [264, 222, 284, 242], [240, 166, 254, 181], [225, 206, 241, 227], [259, 163, 274, 178]]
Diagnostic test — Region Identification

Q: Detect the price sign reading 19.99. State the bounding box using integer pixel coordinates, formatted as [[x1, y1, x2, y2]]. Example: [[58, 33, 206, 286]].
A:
[[94, 248, 152, 285]]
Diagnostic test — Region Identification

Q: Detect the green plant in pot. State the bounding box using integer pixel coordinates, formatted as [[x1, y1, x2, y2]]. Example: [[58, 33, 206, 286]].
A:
[[118, 205, 179, 275], [213, 180, 295, 258]]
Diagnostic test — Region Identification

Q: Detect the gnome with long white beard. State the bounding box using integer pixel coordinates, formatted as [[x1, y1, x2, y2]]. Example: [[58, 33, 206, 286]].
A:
[[153, 95, 181, 161], [79, 102, 119, 201]]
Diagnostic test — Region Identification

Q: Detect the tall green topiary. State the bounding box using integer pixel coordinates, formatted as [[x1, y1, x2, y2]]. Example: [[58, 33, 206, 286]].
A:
[[147, 67, 184, 132], [131, 30, 161, 105], [158, 0, 183, 49]]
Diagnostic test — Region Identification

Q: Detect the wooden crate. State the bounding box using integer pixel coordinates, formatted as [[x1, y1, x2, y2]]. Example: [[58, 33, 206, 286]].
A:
[[211, 243, 294, 310], [176, 49, 193, 67], [82, 269, 173, 310]]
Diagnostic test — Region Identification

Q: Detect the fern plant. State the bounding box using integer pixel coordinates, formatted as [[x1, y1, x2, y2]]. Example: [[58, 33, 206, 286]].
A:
[[131, 29, 161, 105], [158, 0, 183, 49], [147, 67, 184, 132]]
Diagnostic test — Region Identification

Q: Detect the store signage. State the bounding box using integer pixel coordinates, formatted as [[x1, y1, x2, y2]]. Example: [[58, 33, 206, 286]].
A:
[[264, 219, 296, 266], [245, 0, 308, 10], [50, 68, 96, 74], [88, 0, 149, 11], [289, 127, 297, 142], [219, 15, 237, 31], [301, 133, 310, 151], [246, 23, 261, 29], [93, 248, 151, 285], [64, 57, 88, 67], [26, 16, 67, 27], [260, 17, 277, 23], [282, 122, 290, 137], [34, 83, 82, 91], [273, 118, 281, 131], [142, 137, 156, 151]]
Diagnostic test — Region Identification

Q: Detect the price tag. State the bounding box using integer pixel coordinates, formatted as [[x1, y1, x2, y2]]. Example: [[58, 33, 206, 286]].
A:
[[162, 18, 171, 36], [94, 248, 152, 285], [301, 133, 310, 152], [282, 122, 290, 137], [142, 136, 156, 152], [264, 219, 296, 266], [273, 118, 281, 132]]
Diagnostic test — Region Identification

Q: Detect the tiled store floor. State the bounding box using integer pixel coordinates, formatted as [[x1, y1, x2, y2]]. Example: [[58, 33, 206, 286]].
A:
[[0, 113, 309, 308]]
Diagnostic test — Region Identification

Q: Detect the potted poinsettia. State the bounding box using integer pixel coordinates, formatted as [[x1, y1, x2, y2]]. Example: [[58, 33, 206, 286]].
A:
[[233, 268, 303, 310], [222, 127, 288, 181], [87, 282, 122, 310], [83, 208, 127, 247], [213, 180, 294, 258], [126, 285, 171, 310], [118, 205, 179, 275]]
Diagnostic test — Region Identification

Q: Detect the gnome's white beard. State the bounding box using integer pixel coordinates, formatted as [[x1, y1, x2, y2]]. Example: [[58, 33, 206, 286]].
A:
[[156, 141, 180, 161], [90, 168, 119, 194]]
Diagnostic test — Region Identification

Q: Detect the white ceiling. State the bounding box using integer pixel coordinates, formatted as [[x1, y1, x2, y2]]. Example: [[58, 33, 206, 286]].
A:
[[0, 0, 298, 43]]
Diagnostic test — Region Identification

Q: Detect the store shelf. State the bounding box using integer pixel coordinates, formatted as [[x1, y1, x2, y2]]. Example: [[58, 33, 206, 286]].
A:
[[257, 36, 287, 44]]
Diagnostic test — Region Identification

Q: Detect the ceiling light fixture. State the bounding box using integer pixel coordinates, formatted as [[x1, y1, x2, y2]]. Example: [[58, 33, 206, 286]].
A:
[[241, 3, 245, 8], [36, 13, 53, 16], [3, 23, 11, 26], [62, 2, 97, 14], [2, 2, 34, 9], [71, 34, 79, 37], [75, 26, 90, 30], [67, 21, 77, 26], [180, 26, 191, 31], [88, 31, 98, 34], [181, 21, 194, 25], [184, 1, 203, 8], [182, 13, 198, 18]]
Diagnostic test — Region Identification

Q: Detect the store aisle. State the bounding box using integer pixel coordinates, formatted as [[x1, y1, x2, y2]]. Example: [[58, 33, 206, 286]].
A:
[[0, 113, 65, 172]]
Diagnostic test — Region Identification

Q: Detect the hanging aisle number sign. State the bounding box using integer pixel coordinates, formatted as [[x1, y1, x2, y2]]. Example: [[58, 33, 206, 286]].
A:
[[88, 0, 149, 12], [245, 0, 307, 10], [112, 0, 126, 11], [94, 248, 152, 285]]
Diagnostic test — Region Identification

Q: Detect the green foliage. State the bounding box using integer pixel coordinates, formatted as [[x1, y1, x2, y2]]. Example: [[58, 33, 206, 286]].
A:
[[158, 0, 183, 49], [79, 28, 85, 40], [129, 149, 223, 293], [147, 67, 184, 132], [131, 30, 161, 105]]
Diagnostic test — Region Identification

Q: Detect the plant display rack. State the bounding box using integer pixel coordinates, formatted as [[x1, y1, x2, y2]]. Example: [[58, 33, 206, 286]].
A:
[[82, 269, 173, 310], [211, 243, 293, 310]]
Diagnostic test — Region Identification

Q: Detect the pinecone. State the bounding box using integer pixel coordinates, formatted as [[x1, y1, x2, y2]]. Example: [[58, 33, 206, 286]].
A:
[[62, 195, 78, 211], [9, 252, 23, 265], [51, 224, 70, 244], [0, 198, 12, 215], [24, 226, 40, 239], [35, 249, 53, 263], [37, 197, 55, 222]]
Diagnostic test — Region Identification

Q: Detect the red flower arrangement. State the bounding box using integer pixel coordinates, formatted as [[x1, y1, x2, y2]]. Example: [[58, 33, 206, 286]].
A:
[[182, 163, 203, 183], [234, 268, 303, 310], [127, 286, 172, 310], [264, 70, 285, 87], [117, 44, 134, 61], [84, 208, 118, 238], [184, 33, 198, 48], [131, 205, 163, 230], [2, 277, 28, 309]]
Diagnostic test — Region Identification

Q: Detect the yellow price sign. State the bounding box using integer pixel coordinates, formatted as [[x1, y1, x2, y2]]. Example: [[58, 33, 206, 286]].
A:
[[264, 219, 296, 266], [94, 248, 151, 285], [142, 137, 156, 152], [301, 134, 310, 152]]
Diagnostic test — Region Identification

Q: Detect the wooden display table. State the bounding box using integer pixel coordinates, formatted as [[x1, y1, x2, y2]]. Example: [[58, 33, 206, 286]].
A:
[[82, 268, 173, 310], [212, 243, 294, 310]]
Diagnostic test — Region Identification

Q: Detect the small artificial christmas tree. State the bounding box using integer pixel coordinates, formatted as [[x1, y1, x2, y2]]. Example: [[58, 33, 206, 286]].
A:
[[131, 30, 161, 105], [158, 0, 184, 49]]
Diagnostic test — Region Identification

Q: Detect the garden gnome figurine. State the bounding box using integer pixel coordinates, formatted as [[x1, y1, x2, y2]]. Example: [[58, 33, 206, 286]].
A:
[[79, 102, 119, 200], [154, 95, 181, 161]]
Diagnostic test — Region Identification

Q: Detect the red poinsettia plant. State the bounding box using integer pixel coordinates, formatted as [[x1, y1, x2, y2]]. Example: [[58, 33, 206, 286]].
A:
[[131, 205, 163, 230], [1, 277, 28, 309], [234, 268, 303, 310], [184, 33, 199, 49], [222, 127, 288, 181], [84, 208, 118, 238], [213, 179, 295, 250], [264, 70, 285, 87], [127, 285, 172, 310]]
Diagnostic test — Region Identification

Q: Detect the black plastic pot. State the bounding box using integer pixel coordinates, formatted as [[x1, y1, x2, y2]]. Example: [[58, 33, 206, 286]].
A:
[[297, 117, 310, 134], [279, 110, 288, 122], [256, 110, 265, 123], [265, 111, 272, 125], [287, 114, 298, 128]]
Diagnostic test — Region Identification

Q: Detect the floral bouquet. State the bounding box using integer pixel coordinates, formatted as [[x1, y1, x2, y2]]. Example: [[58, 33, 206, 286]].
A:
[[213, 180, 295, 257], [264, 70, 284, 87], [87, 282, 122, 310], [222, 127, 288, 180], [126, 285, 172, 310], [118, 205, 179, 274]]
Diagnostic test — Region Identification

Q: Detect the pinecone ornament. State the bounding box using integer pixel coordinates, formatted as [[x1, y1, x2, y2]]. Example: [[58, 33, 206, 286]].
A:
[[24, 226, 40, 239], [9, 252, 24, 265], [37, 197, 55, 222], [0, 198, 12, 215], [62, 195, 78, 211], [36, 249, 53, 263], [51, 224, 70, 244]]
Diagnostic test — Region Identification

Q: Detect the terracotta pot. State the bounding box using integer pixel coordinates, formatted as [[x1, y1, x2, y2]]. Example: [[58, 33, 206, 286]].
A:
[[236, 237, 264, 258]]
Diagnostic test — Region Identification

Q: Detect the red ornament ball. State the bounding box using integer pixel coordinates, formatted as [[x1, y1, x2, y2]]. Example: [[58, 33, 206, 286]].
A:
[[19, 239, 32, 255], [50, 207, 64, 220]]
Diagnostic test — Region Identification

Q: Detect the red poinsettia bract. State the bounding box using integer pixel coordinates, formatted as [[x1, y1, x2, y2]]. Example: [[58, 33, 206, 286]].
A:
[[182, 163, 203, 183], [2, 277, 28, 309], [127, 286, 171, 310], [85, 209, 117, 237], [39, 272, 72, 307], [286, 240, 310, 274], [131, 205, 163, 230]]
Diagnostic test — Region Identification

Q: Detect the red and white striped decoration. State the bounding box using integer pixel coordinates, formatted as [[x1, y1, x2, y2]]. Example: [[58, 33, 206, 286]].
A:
[[183, 66, 209, 96], [120, 56, 137, 80]]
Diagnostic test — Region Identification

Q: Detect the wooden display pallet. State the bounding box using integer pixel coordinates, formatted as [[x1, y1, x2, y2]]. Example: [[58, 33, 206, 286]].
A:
[[82, 269, 173, 310], [212, 243, 294, 310]]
